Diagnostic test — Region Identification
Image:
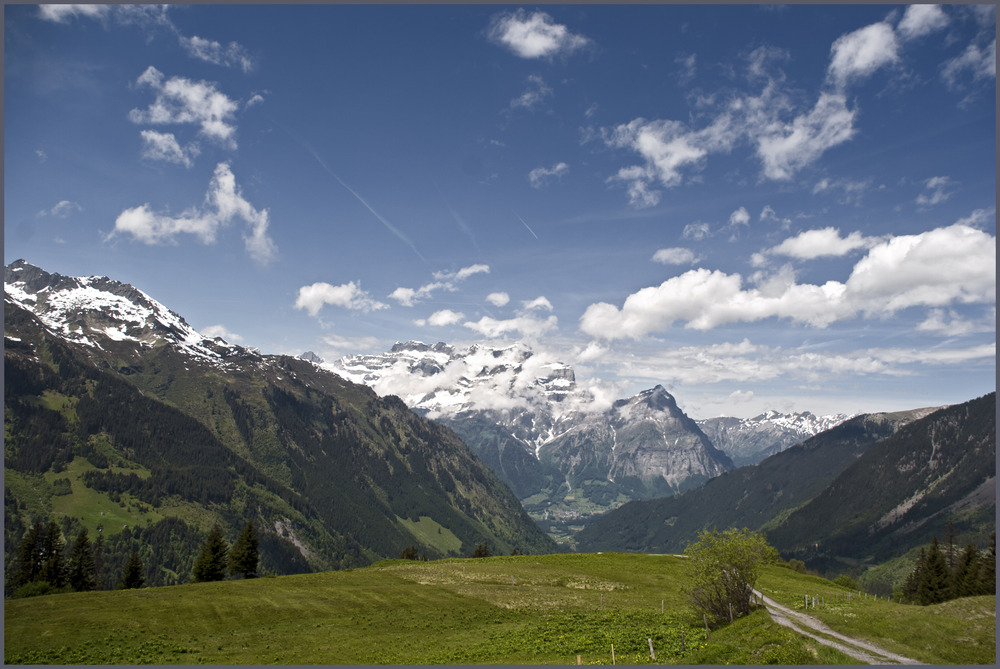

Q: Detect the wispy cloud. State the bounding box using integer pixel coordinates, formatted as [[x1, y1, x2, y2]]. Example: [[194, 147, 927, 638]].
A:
[[37, 200, 83, 218], [488, 9, 590, 60], [389, 264, 490, 306], [651, 248, 698, 265], [510, 74, 552, 111], [139, 130, 199, 168], [528, 161, 569, 188], [896, 4, 950, 41], [180, 35, 253, 73], [514, 212, 539, 239], [916, 176, 954, 207], [826, 22, 899, 89], [108, 162, 277, 265], [38, 5, 110, 23], [200, 324, 244, 343]]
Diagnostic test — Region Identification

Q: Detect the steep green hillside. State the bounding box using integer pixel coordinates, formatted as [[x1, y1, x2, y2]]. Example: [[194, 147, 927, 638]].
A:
[[574, 410, 926, 554], [5, 300, 556, 590], [767, 393, 996, 568]]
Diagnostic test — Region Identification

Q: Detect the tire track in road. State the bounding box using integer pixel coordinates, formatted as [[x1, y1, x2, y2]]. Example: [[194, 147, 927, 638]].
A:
[[752, 590, 922, 665]]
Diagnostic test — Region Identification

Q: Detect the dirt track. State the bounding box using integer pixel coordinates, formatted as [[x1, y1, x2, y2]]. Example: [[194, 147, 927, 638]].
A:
[[752, 590, 922, 665]]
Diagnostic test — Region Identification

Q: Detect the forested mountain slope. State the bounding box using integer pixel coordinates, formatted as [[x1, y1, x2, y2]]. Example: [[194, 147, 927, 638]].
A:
[[4, 261, 556, 590]]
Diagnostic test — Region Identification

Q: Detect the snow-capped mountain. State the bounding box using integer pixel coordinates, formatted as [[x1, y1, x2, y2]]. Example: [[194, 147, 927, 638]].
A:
[[326, 341, 734, 544], [4, 259, 241, 365], [697, 410, 853, 467]]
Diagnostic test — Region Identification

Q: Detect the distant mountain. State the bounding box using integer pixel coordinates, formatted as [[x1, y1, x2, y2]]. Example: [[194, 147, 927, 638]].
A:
[[328, 342, 732, 544], [574, 407, 940, 555], [766, 393, 996, 570], [4, 260, 557, 588], [697, 410, 853, 467]]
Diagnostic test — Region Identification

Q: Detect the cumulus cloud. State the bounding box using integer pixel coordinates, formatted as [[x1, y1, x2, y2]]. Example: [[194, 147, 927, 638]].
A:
[[916, 176, 954, 206], [896, 4, 950, 41], [580, 222, 995, 339], [510, 74, 553, 110], [129, 66, 240, 150], [390, 264, 490, 306], [652, 248, 698, 265], [417, 309, 466, 327], [139, 130, 199, 168], [826, 22, 899, 88], [38, 5, 110, 23], [486, 292, 510, 307], [108, 162, 277, 265], [180, 35, 253, 73], [295, 281, 388, 317], [200, 324, 244, 343], [728, 207, 750, 227], [768, 227, 878, 260], [522, 296, 554, 311], [488, 9, 589, 59], [463, 314, 559, 339], [528, 161, 569, 188], [756, 92, 857, 181]]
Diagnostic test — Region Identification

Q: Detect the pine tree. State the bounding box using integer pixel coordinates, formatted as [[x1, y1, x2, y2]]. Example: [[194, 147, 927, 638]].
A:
[[470, 542, 492, 558], [193, 524, 229, 582], [902, 547, 925, 603], [118, 551, 144, 589], [40, 520, 67, 588], [92, 532, 106, 590], [952, 543, 980, 598], [228, 522, 259, 579], [944, 519, 956, 571], [977, 531, 995, 596], [67, 528, 96, 592], [917, 537, 951, 605], [15, 521, 45, 588], [399, 545, 419, 560]]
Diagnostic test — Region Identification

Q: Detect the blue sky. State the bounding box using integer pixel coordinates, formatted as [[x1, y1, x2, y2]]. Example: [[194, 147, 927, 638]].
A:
[[5, 4, 996, 418]]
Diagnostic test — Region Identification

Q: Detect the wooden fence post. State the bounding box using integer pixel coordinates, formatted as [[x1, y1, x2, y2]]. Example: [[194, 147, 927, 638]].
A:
[[648, 638, 655, 660], [611, 644, 615, 665], [704, 613, 710, 640], [577, 655, 581, 665], [681, 630, 685, 652], [729, 602, 734, 622]]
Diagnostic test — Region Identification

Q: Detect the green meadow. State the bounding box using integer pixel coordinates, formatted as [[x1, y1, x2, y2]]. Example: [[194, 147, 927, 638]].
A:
[[5, 552, 995, 665]]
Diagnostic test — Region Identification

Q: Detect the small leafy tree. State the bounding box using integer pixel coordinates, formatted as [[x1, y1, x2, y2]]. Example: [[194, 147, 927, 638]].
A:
[[685, 528, 778, 627], [192, 524, 229, 583], [118, 551, 144, 589], [228, 522, 259, 579]]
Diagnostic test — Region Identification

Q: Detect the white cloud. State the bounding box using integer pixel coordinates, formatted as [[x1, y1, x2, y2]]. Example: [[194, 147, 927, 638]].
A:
[[38, 5, 110, 23], [139, 130, 199, 168], [916, 308, 993, 337], [510, 74, 553, 110], [896, 5, 950, 41], [108, 162, 277, 265], [756, 92, 857, 181], [522, 296, 554, 312], [488, 10, 589, 59], [580, 222, 995, 339], [768, 227, 877, 260], [826, 22, 899, 88], [728, 207, 750, 227], [35, 149, 47, 162], [179, 35, 253, 73], [954, 208, 995, 228], [916, 176, 954, 206], [652, 248, 697, 265], [812, 176, 873, 204], [418, 310, 465, 327], [682, 222, 712, 241], [486, 292, 510, 307], [942, 40, 996, 89], [528, 161, 569, 188], [390, 264, 489, 306], [200, 324, 244, 343], [463, 314, 559, 339], [295, 281, 388, 317], [129, 67, 240, 150], [38, 200, 83, 218]]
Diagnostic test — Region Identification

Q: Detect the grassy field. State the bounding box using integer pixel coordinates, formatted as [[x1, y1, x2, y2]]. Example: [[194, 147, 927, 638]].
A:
[[4, 552, 994, 665]]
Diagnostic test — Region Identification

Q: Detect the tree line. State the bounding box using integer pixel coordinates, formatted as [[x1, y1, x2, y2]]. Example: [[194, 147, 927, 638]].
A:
[[5, 519, 259, 598], [900, 530, 995, 605]]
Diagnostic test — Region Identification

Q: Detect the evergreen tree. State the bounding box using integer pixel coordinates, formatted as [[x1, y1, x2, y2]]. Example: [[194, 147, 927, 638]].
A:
[[228, 522, 259, 579], [92, 532, 106, 590], [952, 543, 980, 598], [917, 537, 951, 605], [118, 551, 144, 589], [944, 519, 956, 570], [15, 521, 45, 588], [977, 531, 995, 596], [902, 547, 926, 603], [67, 528, 96, 592], [40, 520, 67, 588], [399, 545, 419, 560], [192, 524, 229, 582], [470, 542, 492, 558]]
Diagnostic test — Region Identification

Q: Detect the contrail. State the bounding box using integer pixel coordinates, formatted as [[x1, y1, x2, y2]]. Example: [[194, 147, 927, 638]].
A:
[[271, 118, 426, 263], [513, 211, 539, 239]]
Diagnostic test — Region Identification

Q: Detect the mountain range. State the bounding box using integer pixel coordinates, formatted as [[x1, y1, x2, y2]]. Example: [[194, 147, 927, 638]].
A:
[[4, 259, 556, 587]]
